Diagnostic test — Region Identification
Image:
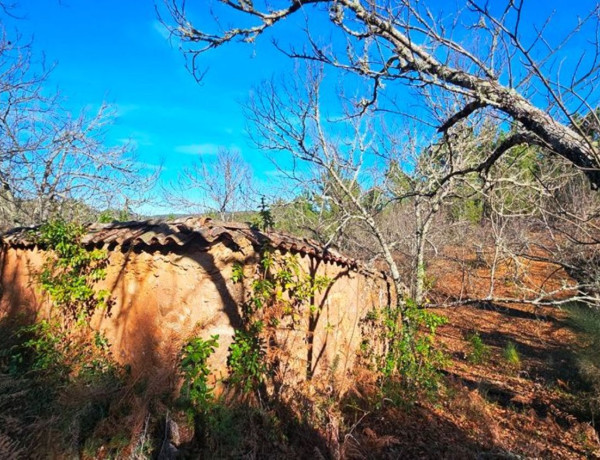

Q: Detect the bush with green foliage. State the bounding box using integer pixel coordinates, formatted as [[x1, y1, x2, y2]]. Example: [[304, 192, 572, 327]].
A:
[[466, 332, 490, 364], [567, 303, 600, 348], [362, 299, 448, 401], [228, 327, 267, 394], [11, 319, 67, 376], [566, 302, 600, 414], [503, 341, 521, 368], [179, 334, 220, 413]]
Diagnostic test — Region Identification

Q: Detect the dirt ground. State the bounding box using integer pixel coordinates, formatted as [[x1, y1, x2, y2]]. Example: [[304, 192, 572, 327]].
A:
[[339, 251, 600, 459]]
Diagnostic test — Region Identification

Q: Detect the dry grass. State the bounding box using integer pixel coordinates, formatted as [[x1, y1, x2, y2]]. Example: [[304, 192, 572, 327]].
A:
[[2, 241, 600, 458], [325, 243, 600, 459]]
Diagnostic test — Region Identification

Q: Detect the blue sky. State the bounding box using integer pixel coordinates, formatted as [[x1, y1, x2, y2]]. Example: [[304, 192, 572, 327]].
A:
[[4, 0, 297, 213], [3, 0, 599, 214]]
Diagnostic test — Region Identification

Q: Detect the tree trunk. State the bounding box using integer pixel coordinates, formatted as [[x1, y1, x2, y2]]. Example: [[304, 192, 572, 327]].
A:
[[413, 198, 432, 305]]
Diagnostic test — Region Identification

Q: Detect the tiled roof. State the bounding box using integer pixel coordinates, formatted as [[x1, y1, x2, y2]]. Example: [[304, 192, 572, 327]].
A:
[[1, 217, 368, 270]]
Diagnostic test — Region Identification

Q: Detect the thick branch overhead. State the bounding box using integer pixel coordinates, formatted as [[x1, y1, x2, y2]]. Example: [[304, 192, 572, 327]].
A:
[[165, 0, 600, 188]]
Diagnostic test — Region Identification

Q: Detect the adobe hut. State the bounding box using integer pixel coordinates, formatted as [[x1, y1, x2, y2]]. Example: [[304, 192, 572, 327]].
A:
[[0, 217, 389, 382]]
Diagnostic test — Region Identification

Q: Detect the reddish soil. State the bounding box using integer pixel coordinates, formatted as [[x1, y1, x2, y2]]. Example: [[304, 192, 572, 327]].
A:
[[340, 250, 600, 459]]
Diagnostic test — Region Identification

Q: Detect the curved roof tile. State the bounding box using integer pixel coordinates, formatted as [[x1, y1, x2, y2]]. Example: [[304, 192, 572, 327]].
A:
[[0, 217, 385, 276], [1, 217, 381, 275]]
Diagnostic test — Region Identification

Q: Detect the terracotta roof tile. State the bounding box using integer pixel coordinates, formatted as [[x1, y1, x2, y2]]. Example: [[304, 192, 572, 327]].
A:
[[0, 217, 379, 274]]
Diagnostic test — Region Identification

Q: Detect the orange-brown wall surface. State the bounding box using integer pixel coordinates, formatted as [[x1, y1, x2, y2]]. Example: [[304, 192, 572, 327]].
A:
[[0, 242, 389, 382]]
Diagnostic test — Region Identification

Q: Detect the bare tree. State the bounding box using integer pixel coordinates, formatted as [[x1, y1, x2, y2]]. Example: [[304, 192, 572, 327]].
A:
[[163, 0, 600, 188], [244, 68, 402, 304], [162, 1, 600, 311], [481, 155, 600, 308], [418, 138, 600, 309], [0, 29, 151, 228], [244, 63, 508, 307], [167, 147, 254, 220]]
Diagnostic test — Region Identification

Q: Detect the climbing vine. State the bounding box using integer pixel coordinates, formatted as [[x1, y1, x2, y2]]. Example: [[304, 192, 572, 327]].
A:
[[37, 219, 109, 324], [228, 250, 331, 394], [2, 220, 131, 458], [11, 220, 115, 377]]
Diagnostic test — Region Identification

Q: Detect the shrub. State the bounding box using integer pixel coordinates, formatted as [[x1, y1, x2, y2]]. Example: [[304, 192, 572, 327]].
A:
[[203, 403, 285, 457], [566, 302, 600, 414], [11, 319, 67, 376], [1, 319, 126, 458], [503, 341, 521, 368], [179, 334, 219, 413], [228, 327, 267, 394], [361, 299, 448, 402], [567, 302, 600, 346], [391, 301, 448, 396], [466, 332, 490, 364]]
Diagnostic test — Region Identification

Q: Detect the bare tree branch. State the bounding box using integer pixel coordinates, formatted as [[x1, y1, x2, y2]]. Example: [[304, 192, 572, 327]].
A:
[[163, 0, 600, 188]]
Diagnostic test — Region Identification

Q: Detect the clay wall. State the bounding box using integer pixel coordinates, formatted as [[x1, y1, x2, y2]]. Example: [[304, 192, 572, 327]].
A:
[[0, 241, 389, 382]]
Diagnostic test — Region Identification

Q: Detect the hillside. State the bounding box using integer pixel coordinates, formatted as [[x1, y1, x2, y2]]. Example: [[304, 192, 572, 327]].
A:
[[335, 249, 600, 459], [341, 302, 598, 459]]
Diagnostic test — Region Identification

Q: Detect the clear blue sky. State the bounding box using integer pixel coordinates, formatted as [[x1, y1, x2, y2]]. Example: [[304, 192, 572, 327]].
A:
[[3, 0, 599, 214], [3, 0, 297, 214]]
